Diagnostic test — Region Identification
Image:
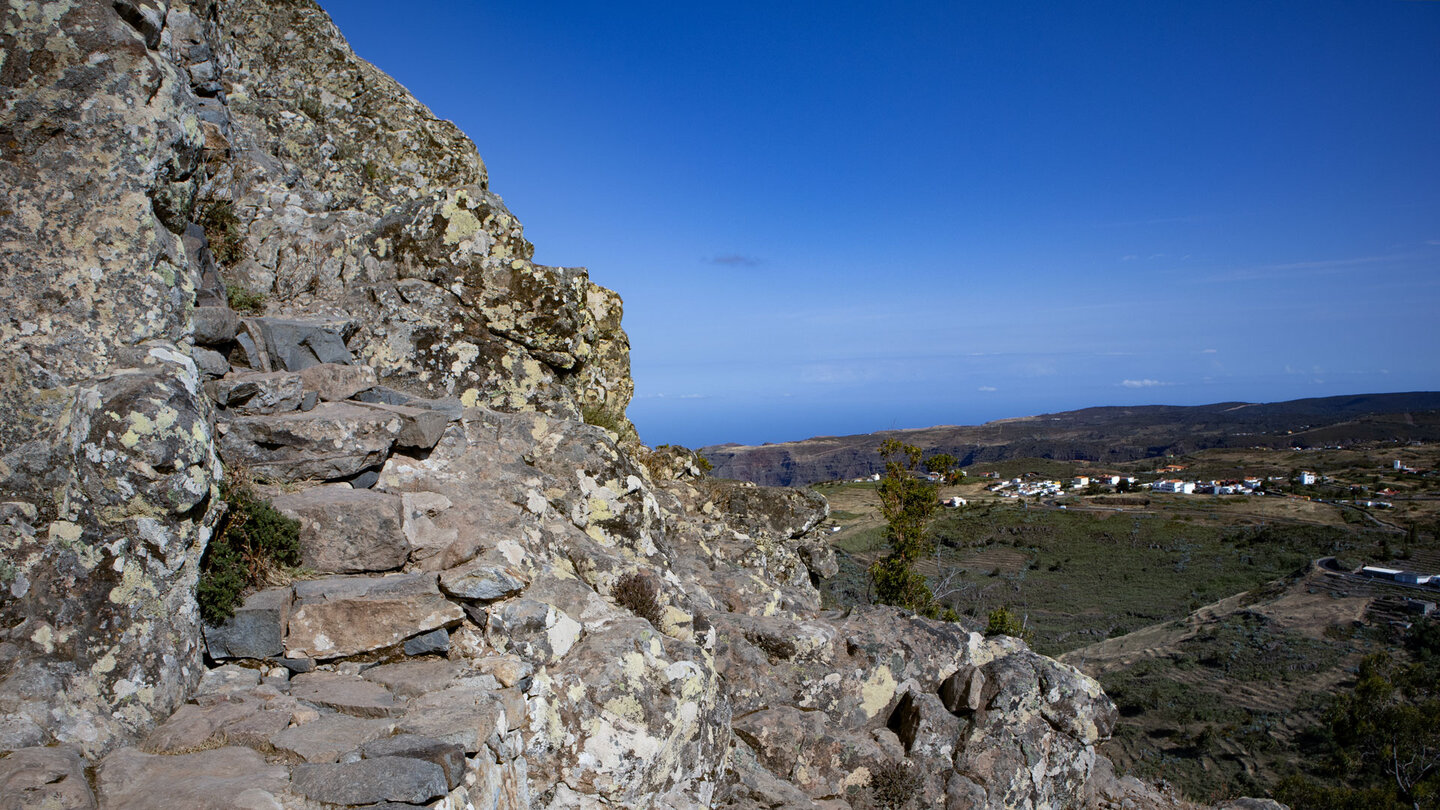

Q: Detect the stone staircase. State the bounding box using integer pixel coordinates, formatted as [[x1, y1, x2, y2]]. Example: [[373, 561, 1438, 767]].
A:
[[50, 302, 538, 807]]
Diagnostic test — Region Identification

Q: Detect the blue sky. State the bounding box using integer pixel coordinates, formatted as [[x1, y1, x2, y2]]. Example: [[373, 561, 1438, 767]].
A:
[[316, 1, 1440, 448]]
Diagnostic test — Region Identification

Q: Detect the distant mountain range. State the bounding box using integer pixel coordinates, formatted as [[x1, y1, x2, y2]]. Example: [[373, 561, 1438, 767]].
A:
[[700, 392, 1440, 487]]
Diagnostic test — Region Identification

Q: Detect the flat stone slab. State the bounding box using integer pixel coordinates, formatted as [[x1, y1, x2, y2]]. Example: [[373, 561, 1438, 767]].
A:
[[354, 400, 448, 449], [206, 371, 304, 414], [361, 659, 468, 698], [269, 487, 408, 574], [141, 691, 298, 754], [397, 683, 506, 754], [0, 745, 96, 810], [269, 713, 397, 763], [439, 560, 528, 602], [217, 402, 405, 482], [96, 747, 289, 810], [252, 317, 355, 371], [202, 586, 292, 660], [298, 362, 377, 401], [290, 756, 449, 806], [359, 734, 466, 791], [285, 573, 464, 660], [353, 385, 465, 421], [289, 671, 404, 718]]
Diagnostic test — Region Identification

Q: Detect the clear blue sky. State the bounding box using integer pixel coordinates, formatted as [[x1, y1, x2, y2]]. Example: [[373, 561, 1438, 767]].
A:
[[316, 1, 1440, 449]]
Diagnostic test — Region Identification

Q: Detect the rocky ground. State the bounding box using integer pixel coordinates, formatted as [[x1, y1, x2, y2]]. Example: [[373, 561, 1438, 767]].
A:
[[0, 1, 1283, 807]]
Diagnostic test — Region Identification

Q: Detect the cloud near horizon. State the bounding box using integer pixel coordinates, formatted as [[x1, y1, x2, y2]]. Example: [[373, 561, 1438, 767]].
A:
[[1120, 379, 1172, 388], [707, 253, 763, 267]]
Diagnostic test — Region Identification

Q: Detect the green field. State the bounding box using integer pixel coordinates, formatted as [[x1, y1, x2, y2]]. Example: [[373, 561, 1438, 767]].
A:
[[821, 502, 1386, 655]]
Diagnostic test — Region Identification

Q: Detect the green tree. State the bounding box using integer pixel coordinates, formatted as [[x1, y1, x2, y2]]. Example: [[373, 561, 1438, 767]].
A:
[[924, 453, 961, 484], [1295, 650, 1440, 809], [869, 440, 952, 619]]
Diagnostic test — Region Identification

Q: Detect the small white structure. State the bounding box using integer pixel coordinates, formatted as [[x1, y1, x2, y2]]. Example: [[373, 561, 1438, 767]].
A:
[[943, 496, 967, 508], [1070, 476, 1090, 489], [1152, 479, 1195, 494], [1361, 566, 1403, 580], [1298, 471, 1317, 486]]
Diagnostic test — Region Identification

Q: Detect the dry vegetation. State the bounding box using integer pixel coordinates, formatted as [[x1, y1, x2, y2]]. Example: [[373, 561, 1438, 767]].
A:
[[812, 442, 1440, 804]]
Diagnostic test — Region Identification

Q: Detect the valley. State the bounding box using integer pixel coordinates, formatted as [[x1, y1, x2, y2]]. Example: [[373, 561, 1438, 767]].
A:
[[806, 441, 1440, 803]]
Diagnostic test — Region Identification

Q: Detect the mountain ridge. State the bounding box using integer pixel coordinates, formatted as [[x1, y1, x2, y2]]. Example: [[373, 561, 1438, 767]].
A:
[[702, 391, 1440, 486]]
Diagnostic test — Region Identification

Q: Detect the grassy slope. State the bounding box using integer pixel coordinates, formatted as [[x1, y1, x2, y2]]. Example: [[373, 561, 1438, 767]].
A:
[[811, 445, 1440, 803]]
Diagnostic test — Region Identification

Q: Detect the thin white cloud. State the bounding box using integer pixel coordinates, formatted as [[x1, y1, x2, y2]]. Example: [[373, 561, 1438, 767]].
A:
[[1201, 348, 1218, 354], [977, 385, 998, 392], [1120, 378, 1171, 388], [707, 253, 763, 267]]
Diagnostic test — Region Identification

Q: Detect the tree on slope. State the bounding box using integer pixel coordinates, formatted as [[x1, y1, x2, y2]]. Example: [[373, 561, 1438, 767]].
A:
[[869, 439, 954, 619]]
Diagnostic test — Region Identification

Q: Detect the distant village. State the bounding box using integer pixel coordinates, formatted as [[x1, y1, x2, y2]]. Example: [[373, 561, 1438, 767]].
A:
[[846, 456, 1432, 511]]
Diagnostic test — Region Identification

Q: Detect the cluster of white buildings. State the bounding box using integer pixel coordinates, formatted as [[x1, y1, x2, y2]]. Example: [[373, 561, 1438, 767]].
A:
[[1149, 477, 1265, 496], [1069, 475, 1136, 489], [987, 477, 1064, 499]]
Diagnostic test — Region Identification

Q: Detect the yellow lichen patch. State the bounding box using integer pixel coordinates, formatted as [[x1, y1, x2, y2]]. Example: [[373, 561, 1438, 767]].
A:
[[860, 665, 897, 719], [108, 563, 161, 615], [448, 341, 479, 375], [844, 765, 872, 789], [48, 520, 84, 545], [587, 497, 613, 523], [30, 623, 55, 655], [604, 694, 645, 724], [91, 650, 117, 675], [659, 606, 693, 640], [460, 387, 481, 408], [120, 410, 156, 448], [622, 651, 647, 682], [441, 204, 481, 245]]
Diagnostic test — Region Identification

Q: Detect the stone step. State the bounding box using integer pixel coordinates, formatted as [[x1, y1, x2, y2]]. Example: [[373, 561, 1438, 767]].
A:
[[216, 402, 405, 482], [92, 653, 532, 809], [269, 486, 409, 574], [285, 573, 464, 661]]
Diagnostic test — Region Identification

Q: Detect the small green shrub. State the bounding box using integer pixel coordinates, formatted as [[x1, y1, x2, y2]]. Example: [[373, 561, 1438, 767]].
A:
[[198, 473, 301, 625], [226, 283, 266, 315], [985, 605, 1033, 643], [581, 404, 624, 434], [197, 198, 245, 266], [298, 92, 325, 122], [612, 570, 663, 627]]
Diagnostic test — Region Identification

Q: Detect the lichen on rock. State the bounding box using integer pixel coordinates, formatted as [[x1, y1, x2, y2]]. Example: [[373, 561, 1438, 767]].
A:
[[0, 2, 1269, 809]]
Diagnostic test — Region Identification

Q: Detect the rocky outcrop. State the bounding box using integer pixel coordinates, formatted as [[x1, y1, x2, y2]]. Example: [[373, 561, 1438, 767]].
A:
[[0, 1, 1279, 808]]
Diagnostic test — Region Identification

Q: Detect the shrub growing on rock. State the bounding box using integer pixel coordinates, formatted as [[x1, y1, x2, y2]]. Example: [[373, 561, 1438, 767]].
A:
[[612, 570, 664, 627], [197, 197, 245, 266], [864, 759, 921, 810], [985, 605, 1033, 643], [197, 472, 302, 624]]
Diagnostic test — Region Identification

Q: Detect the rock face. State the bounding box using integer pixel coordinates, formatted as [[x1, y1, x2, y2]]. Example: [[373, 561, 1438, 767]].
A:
[[0, 2, 1271, 808]]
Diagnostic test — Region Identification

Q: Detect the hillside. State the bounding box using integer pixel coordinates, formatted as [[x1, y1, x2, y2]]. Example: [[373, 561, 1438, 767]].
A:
[[702, 392, 1440, 486], [0, 2, 1232, 808]]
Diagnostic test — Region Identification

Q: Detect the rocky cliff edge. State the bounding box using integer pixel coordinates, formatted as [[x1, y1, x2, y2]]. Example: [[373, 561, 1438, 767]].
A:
[[0, 2, 1257, 808]]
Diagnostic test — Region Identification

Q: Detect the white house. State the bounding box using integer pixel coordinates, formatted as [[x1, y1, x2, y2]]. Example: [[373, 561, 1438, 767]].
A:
[[1152, 479, 1196, 494], [1298, 471, 1317, 485]]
